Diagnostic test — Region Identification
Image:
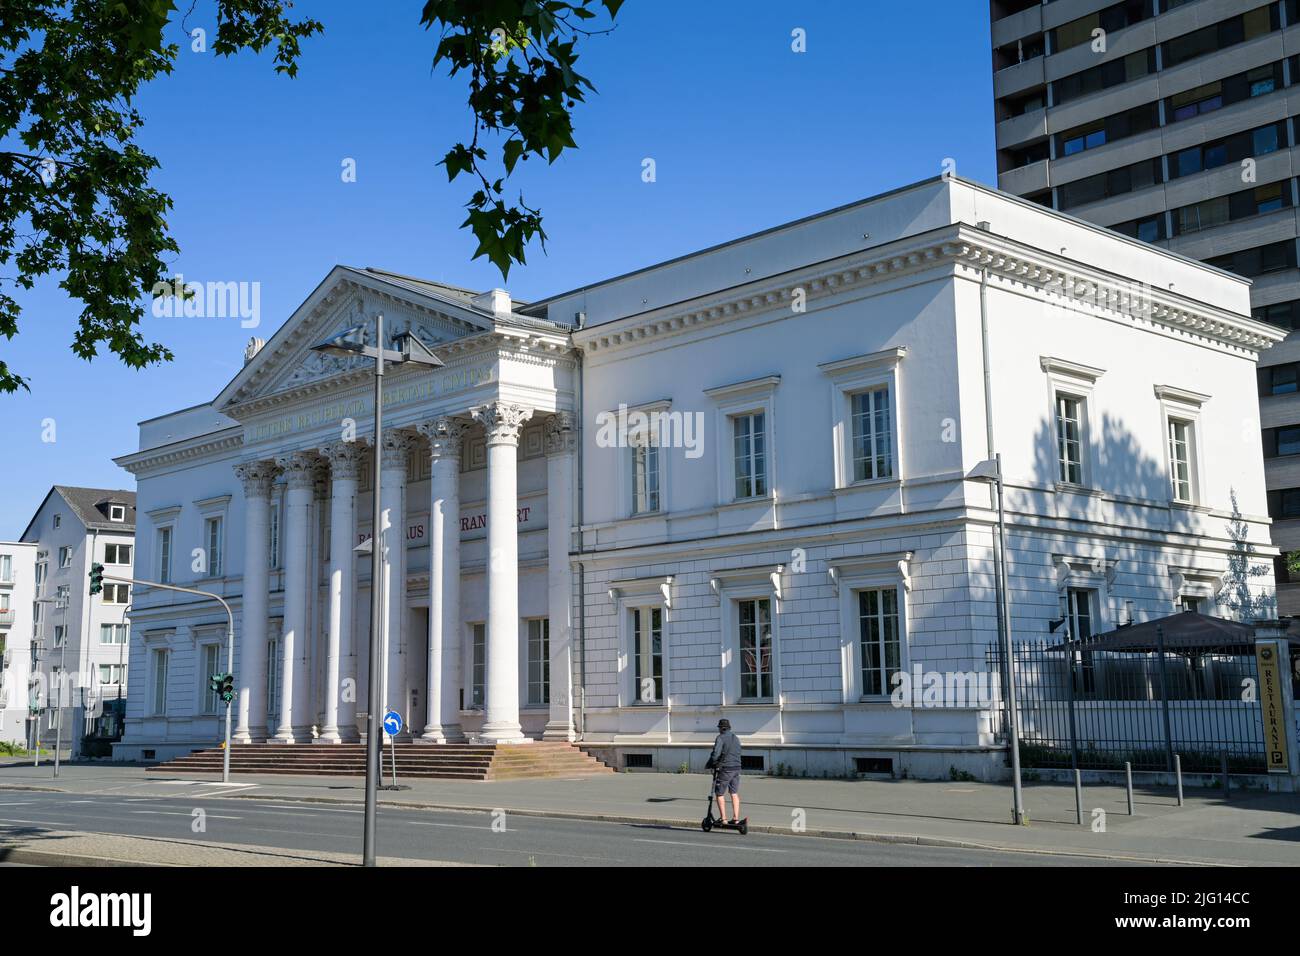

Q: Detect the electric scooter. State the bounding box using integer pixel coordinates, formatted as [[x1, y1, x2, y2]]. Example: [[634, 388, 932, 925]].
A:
[[701, 767, 748, 834]]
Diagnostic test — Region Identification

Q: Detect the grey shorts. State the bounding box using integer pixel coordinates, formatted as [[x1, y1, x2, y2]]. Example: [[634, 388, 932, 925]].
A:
[[713, 767, 741, 795]]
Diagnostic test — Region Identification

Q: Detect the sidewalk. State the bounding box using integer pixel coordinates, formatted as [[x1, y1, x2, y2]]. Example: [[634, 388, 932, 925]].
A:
[[1, 760, 1297, 865]]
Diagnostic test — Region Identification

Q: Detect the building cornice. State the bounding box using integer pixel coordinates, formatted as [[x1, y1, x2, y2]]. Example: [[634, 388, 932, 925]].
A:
[[572, 223, 1285, 357], [114, 429, 244, 477]]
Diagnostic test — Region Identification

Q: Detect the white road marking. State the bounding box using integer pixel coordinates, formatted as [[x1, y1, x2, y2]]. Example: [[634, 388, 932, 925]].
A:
[[408, 820, 500, 831], [129, 810, 241, 819], [633, 837, 786, 853]]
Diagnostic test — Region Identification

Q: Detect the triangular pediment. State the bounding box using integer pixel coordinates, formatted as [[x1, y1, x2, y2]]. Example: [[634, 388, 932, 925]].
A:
[[214, 266, 496, 413]]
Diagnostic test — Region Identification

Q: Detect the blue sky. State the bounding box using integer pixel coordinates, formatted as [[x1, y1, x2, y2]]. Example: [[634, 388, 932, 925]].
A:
[[1, 0, 995, 538]]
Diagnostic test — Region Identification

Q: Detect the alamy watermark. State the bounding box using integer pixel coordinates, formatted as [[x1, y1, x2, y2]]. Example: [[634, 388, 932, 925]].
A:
[[150, 273, 261, 328]]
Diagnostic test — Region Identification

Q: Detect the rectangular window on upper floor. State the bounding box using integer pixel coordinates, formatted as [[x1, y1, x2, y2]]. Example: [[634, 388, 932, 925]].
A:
[[1254, 299, 1300, 330], [1053, 48, 1155, 106], [1161, 5, 1280, 70], [1110, 213, 1166, 243], [1056, 103, 1158, 157], [1169, 121, 1288, 181], [1050, 0, 1154, 54], [1172, 181, 1293, 236], [1259, 363, 1300, 397], [994, 33, 1045, 72], [1006, 140, 1050, 170], [1057, 157, 1162, 211], [1268, 487, 1300, 519], [1206, 239, 1297, 279], [1167, 61, 1284, 125], [1263, 425, 1300, 458], [1001, 89, 1046, 118]]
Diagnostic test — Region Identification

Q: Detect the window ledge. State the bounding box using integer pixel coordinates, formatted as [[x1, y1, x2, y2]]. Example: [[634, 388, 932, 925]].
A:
[[835, 477, 902, 494], [1169, 500, 1212, 514], [717, 495, 774, 511]]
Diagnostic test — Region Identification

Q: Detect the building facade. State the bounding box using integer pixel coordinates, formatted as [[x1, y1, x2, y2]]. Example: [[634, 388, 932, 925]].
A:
[[0, 542, 37, 745], [20, 487, 136, 754], [989, 0, 1300, 610], [113, 176, 1282, 777]]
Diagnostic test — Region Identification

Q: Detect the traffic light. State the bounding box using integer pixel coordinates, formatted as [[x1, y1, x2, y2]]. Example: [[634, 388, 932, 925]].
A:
[[219, 673, 235, 703], [209, 673, 222, 698], [88, 562, 104, 595]]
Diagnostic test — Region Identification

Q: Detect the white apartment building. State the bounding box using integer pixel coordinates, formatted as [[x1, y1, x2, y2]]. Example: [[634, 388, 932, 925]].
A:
[[20, 487, 136, 755], [112, 175, 1283, 778], [0, 542, 37, 745]]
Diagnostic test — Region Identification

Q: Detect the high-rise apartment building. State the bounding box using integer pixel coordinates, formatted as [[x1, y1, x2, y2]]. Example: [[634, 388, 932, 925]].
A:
[[990, 0, 1300, 612]]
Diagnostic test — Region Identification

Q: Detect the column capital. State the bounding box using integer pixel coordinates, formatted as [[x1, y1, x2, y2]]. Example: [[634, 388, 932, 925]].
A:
[[321, 440, 367, 481], [379, 430, 417, 470], [416, 416, 471, 461], [275, 450, 320, 490], [544, 411, 577, 457], [472, 401, 532, 447], [234, 460, 281, 498]]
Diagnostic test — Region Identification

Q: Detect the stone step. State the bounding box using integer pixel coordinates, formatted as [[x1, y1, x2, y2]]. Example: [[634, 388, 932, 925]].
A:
[[148, 741, 614, 780]]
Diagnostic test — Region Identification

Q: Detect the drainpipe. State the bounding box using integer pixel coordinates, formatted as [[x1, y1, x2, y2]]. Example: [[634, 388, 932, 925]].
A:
[[574, 348, 587, 741]]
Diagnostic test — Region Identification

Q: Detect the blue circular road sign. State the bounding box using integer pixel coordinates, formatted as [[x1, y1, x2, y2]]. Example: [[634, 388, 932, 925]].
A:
[[383, 710, 403, 736]]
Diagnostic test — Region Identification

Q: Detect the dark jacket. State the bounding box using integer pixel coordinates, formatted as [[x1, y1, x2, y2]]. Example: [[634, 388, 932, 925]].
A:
[[708, 729, 742, 770]]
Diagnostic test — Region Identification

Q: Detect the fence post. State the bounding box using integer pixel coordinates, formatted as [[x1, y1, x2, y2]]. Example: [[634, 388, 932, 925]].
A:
[[1125, 761, 1134, 815], [1174, 753, 1184, 807], [1155, 624, 1175, 773], [1064, 633, 1081, 772]]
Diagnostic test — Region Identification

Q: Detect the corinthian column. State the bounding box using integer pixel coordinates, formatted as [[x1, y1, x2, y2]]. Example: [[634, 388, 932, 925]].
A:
[[272, 450, 317, 744], [319, 441, 365, 743], [233, 460, 279, 743], [472, 401, 532, 744], [415, 417, 468, 743], [380, 430, 414, 736], [543, 413, 577, 741]]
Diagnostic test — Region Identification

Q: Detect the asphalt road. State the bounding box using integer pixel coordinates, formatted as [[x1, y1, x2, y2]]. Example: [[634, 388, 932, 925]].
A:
[[0, 790, 1145, 866]]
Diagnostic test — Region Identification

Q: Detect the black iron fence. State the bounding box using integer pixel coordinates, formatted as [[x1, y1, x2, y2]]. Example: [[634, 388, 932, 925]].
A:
[[986, 640, 1267, 773]]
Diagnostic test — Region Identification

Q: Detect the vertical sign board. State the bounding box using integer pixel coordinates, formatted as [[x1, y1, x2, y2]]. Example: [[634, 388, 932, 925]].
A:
[[1255, 640, 1292, 774]]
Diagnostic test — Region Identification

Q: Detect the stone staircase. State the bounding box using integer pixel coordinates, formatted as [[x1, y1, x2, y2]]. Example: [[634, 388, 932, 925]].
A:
[[146, 741, 615, 781]]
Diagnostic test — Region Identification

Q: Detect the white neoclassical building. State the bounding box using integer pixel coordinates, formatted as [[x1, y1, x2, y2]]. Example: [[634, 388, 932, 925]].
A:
[[113, 176, 1286, 778]]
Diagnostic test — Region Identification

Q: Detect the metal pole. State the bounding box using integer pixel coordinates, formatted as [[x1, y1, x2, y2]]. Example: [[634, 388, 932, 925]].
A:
[[1125, 761, 1134, 815], [993, 455, 1026, 825], [1073, 768, 1083, 825], [363, 312, 385, 868], [1155, 624, 1175, 772], [223, 618, 234, 784], [54, 610, 66, 778], [1174, 753, 1184, 806], [1221, 751, 1229, 799]]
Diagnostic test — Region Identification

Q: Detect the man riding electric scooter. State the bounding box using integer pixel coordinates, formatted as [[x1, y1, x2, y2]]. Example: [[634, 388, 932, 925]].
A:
[[706, 718, 743, 826]]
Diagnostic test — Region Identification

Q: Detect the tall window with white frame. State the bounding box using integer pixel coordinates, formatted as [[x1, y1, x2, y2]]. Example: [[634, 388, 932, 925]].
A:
[[1066, 587, 1097, 695], [1167, 418, 1195, 503], [1056, 394, 1085, 484], [0, 553, 10, 583], [851, 387, 893, 482], [157, 527, 172, 584], [151, 648, 168, 716], [732, 411, 767, 499], [858, 587, 900, 697], [202, 643, 221, 714], [268, 501, 280, 570], [470, 623, 486, 708], [631, 607, 663, 704], [526, 618, 550, 705], [631, 435, 660, 514], [737, 598, 772, 701], [205, 515, 224, 577], [102, 582, 129, 605], [266, 634, 280, 724]]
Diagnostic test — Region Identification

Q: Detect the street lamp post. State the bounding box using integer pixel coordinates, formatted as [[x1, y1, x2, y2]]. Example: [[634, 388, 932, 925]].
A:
[[34, 597, 68, 777], [965, 455, 1027, 826], [310, 312, 442, 867]]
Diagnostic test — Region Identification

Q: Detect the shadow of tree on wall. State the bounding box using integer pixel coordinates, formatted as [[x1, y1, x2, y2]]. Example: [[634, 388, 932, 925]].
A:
[[1019, 413, 1275, 621], [1218, 489, 1277, 622]]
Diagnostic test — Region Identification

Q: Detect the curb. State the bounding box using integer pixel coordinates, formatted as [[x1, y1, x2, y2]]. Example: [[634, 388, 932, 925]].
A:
[[220, 791, 1229, 866]]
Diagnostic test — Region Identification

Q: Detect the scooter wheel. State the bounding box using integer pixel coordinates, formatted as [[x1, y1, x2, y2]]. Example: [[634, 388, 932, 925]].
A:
[[738, 819, 748, 835], [701, 817, 713, 832]]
